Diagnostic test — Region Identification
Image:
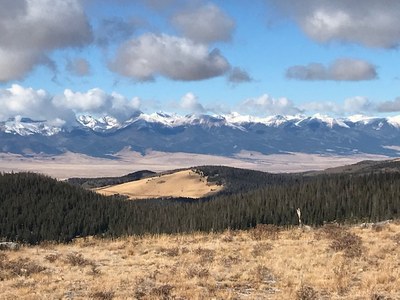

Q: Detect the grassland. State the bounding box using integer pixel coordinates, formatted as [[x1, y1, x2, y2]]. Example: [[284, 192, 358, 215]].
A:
[[95, 170, 223, 199], [1, 222, 399, 299]]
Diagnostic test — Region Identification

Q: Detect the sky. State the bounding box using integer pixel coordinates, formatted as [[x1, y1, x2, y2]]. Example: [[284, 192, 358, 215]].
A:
[[1, 0, 400, 124]]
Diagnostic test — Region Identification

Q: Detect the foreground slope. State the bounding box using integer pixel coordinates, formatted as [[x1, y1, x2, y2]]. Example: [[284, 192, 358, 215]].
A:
[[1, 223, 399, 299], [95, 169, 223, 199]]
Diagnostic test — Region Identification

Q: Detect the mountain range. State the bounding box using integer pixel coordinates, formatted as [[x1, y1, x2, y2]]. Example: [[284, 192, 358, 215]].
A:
[[1, 112, 400, 157]]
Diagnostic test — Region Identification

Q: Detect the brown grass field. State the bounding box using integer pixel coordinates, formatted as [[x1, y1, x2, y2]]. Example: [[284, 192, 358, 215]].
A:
[[1, 222, 399, 299], [95, 170, 223, 199]]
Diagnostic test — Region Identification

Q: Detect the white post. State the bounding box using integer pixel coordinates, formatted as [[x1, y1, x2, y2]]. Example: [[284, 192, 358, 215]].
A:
[[296, 208, 302, 228]]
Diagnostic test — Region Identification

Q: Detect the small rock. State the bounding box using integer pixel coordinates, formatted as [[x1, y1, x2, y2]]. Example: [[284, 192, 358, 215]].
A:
[[0, 242, 21, 251]]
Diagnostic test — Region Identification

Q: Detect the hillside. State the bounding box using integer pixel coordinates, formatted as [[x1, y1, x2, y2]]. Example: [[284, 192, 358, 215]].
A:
[[2, 162, 400, 244], [313, 158, 400, 175], [94, 169, 223, 199], [1, 223, 399, 299]]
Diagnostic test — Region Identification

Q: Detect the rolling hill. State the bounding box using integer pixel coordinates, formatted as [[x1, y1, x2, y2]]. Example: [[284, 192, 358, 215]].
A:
[[94, 169, 223, 199]]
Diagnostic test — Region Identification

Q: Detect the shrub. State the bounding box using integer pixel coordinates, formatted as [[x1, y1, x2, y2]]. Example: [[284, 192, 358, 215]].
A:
[[250, 224, 280, 240], [330, 232, 363, 258], [90, 291, 114, 300], [0, 257, 45, 279], [296, 285, 318, 300], [65, 252, 92, 266]]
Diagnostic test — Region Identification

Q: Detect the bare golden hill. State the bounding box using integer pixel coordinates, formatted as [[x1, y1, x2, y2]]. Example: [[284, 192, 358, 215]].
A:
[[1, 222, 399, 299], [95, 169, 223, 199]]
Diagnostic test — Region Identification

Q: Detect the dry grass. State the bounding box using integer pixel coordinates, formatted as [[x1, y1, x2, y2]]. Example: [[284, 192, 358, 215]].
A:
[[95, 169, 223, 199], [1, 223, 400, 299]]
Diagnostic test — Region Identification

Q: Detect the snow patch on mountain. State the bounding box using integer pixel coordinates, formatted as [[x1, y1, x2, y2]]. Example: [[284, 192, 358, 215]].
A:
[[1, 117, 61, 136]]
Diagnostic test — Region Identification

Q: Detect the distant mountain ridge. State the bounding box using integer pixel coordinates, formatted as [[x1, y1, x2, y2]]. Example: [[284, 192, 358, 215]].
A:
[[1, 112, 400, 157]]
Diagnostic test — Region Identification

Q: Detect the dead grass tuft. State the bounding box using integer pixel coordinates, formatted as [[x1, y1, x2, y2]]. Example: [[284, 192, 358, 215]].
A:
[[391, 233, 400, 245], [296, 285, 318, 300], [329, 231, 363, 258], [90, 290, 115, 300], [250, 224, 280, 240], [45, 253, 61, 263], [251, 242, 273, 257], [65, 252, 93, 266], [194, 247, 215, 263], [157, 246, 180, 257], [371, 293, 394, 300], [0, 257, 45, 279], [150, 284, 174, 299], [186, 266, 209, 278]]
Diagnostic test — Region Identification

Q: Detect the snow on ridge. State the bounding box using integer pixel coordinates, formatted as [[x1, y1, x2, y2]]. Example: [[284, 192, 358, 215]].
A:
[[3, 112, 400, 136], [2, 118, 61, 136], [387, 115, 400, 128], [347, 114, 377, 124]]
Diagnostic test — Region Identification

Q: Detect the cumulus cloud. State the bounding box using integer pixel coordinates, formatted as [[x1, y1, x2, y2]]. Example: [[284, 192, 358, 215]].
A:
[[228, 67, 253, 84], [242, 94, 303, 115], [344, 96, 372, 113], [302, 96, 372, 114], [172, 3, 235, 44], [96, 17, 137, 47], [0, 84, 70, 123], [66, 58, 91, 77], [377, 98, 400, 112], [269, 0, 400, 48], [53, 89, 141, 119], [0, 0, 92, 82], [0, 85, 142, 125], [301, 101, 341, 114], [180, 92, 206, 113], [109, 33, 230, 81], [286, 59, 377, 81]]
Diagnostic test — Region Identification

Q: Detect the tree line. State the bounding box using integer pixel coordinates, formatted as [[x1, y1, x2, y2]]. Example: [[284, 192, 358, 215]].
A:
[[1, 167, 399, 244]]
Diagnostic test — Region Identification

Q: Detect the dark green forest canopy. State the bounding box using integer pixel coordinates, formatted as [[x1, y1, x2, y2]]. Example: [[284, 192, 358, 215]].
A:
[[1, 165, 400, 244]]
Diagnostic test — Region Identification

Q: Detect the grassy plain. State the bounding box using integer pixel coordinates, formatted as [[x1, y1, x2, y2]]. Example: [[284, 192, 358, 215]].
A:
[[0, 151, 389, 179], [1, 222, 399, 299]]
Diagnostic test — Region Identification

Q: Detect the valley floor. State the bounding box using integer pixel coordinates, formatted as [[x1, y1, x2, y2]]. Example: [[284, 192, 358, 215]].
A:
[[1, 223, 399, 300], [0, 151, 390, 178]]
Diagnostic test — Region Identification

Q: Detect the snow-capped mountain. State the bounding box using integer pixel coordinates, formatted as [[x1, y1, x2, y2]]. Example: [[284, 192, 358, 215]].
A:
[[1, 112, 400, 157], [0, 117, 62, 136]]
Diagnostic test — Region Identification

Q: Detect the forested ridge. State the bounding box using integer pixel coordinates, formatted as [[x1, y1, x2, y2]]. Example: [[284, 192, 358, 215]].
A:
[[1, 165, 400, 244]]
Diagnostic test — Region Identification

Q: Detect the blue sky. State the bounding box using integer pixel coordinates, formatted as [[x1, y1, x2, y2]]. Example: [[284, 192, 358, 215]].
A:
[[1, 0, 400, 123]]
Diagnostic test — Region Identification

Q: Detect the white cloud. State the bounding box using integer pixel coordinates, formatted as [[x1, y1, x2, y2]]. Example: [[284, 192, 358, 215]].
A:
[[0, 0, 92, 82], [109, 33, 230, 81], [53, 88, 141, 120], [269, 0, 400, 48], [172, 4, 235, 44], [344, 96, 372, 113], [0, 84, 70, 123], [180, 92, 206, 113], [302, 96, 372, 114], [241, 94, 303, 115], [0, 85, 143, 124], [286, 59, 377, 81], [377, 97, 400, 112], [301, 101, 341, 114]]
